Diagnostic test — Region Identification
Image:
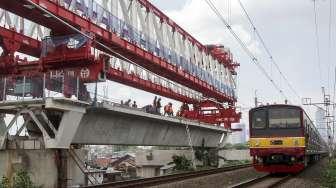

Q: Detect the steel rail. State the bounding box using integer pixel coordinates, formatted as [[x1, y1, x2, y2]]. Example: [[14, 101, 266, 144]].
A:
[[85, 164, 252, 188], [230, 174, 292, 188]]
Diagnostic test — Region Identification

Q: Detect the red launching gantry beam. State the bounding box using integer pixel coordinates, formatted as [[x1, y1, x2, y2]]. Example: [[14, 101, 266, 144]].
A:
[[0, 0, 233, 103], [0, 0, 241, 129], [206, 45, 240, 75], [0, 26, 198, 103]]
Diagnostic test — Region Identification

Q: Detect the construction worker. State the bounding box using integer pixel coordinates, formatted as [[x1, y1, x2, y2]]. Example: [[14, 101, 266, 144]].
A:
[[132, 101, 137, 108], [153, 96, 157, 109], [124, 99, 131, 106], [178, 103, 189, 116], [164, 102, 173, 116], [182, 103, 189, 111], [156, 97, 162, 114]]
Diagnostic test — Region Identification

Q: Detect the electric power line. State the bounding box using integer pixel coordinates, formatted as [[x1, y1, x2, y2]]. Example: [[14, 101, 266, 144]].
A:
[[204, 0, 290, 103], [328, 0, 333, 93], [237, 0, 301, 103], [313, 0, 323, 88]]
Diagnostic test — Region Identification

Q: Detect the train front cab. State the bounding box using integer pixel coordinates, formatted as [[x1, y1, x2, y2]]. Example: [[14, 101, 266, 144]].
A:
[[249, 105, 306, 174]]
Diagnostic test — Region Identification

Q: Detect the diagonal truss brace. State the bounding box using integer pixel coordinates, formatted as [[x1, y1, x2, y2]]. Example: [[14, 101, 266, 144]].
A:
[[0, 108, 58, 150]]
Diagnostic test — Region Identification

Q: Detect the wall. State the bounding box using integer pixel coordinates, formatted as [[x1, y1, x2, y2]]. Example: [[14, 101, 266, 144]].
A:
[[136, 149, 194, 178], [136, 166, 160, 178], [0, 149, 58, 188], [0, 143, 86, 188], [136, 149, 193, 167], [218, 149, 251, 166]]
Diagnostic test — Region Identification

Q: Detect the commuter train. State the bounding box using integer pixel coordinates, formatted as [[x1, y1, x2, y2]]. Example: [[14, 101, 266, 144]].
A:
[[249, 104, 328, 173]]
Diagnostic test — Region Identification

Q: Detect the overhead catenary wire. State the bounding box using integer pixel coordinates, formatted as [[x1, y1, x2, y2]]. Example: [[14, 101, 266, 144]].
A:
[[313, 0, 323, 89], [333, 67, 336, 143], [329, 0, 336, 144], [328, 0, 333, 94], [237, 0, 301, 103], [204, 0, 290, 103]]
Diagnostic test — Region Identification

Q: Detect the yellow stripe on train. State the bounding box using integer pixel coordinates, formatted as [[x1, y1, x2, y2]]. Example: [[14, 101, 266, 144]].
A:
[[249, 137, 305, 148]]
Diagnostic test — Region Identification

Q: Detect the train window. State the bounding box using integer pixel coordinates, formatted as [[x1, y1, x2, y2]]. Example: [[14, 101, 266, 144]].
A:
[[251, 109, 267, 129], [269, 108, 300, 128]]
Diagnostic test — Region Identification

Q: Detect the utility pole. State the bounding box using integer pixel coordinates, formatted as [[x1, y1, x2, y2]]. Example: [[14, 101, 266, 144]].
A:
[[254, 90, 261, 107], [302, 87, 334, 157]]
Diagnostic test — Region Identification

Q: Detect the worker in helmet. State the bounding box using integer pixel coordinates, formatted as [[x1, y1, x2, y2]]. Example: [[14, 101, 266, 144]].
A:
[[124, 99, 131, 106], [132, 101, 138, 108], [178, 103, 189, 117], [164, 102, 173, 116]]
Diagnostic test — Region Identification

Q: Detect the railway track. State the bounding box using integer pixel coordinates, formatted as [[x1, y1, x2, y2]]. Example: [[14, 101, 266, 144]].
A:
[[230, 174, 292, 188], [85, 163, 252, 188]]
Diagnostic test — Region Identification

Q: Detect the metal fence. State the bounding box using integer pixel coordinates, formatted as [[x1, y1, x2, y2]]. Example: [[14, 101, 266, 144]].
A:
[[0, 74, 91, 102]]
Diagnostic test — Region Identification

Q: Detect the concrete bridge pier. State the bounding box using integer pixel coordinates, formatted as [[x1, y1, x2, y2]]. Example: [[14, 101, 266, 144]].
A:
[[0, 142, 86, 187]]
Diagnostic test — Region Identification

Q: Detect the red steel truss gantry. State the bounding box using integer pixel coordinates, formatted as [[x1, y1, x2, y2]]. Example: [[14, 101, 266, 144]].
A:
[[0, 0, 241, 129]]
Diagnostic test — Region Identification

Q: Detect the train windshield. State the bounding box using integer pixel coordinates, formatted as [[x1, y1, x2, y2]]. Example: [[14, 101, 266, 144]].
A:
[[252, 109, 267, 129], [269, 108, 300, 128]]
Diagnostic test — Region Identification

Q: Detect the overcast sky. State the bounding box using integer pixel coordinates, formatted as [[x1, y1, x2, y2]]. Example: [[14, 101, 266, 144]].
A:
[[156, 0, 336, 142], [90, 0, 336, 132], [101, 0, 335, 126]]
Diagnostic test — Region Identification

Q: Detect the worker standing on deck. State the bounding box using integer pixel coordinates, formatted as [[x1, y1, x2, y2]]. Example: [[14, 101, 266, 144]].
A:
[[124, 99, 131, 106], [164, 102, 173, 116], [156, 98, 162, 114], [178, 103, 189, 116], [132, 101, 137, 108], [153, 96, 157, 109]]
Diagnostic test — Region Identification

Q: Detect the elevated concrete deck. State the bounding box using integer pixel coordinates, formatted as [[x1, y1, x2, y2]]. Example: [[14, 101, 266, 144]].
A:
[[0, 98, 229, 148]]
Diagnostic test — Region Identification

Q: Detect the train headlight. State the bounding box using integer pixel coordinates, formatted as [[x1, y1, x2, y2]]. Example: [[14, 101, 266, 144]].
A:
[[291, 156, 296, 162]]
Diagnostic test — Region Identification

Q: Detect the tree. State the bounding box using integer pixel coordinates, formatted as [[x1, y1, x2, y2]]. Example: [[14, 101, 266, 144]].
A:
[[168, 155, 193, 171], [195, 139, 210, 167], [12, 169, 39, 188], [0, 176, 10, 188]]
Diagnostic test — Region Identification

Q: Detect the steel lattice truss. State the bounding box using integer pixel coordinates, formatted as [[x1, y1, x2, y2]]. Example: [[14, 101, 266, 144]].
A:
[[0, 0, 241, 128]]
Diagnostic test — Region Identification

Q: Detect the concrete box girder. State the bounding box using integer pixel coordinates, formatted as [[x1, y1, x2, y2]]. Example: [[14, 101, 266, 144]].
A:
[[0, 98, 229, 148]]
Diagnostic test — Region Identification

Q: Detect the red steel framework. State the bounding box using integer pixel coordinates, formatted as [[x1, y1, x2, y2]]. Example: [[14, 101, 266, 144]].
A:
[[0, 27, 198, 104], [0, 0, 241, 129]]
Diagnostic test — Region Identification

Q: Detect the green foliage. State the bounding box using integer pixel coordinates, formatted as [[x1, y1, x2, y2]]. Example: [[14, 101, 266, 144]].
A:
[[222, 143, 249, 150], [168, 155, 193, 171], [194, 139, 218, 167], [0, 176, 10, 188], [233, 143, 249, 150], [12, 169, 39, 188], [323, 159, 336, 188], [195, 139, 211, 167], [0, 169, 40, 188], [222, 143, 233, 150]]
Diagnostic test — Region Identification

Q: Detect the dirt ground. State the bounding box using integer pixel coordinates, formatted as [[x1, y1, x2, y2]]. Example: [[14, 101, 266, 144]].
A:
[[277, 157, 329, 188]]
